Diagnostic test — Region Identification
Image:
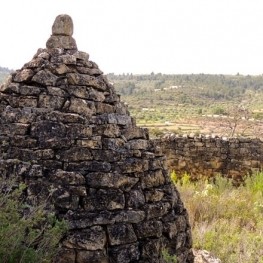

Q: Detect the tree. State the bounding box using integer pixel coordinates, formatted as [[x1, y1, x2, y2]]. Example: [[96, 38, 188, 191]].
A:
[[224, 104, 252, 137]]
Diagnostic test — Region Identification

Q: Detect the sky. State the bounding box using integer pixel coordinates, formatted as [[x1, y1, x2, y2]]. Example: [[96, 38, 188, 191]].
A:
[[1, 0, 263, 75]]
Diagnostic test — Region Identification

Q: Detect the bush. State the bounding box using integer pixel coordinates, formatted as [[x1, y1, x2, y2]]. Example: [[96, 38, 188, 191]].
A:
[[0, 177, 67, 263], [174, 172, 263, 263], [162, 248, 177, 262]]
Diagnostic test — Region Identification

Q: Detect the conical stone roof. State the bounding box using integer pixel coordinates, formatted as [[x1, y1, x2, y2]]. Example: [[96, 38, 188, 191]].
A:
[[0, 14, 193, 263]]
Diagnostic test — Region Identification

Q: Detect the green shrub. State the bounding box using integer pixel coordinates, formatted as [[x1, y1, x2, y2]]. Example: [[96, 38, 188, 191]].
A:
[[0, 177, 67, 263], [162, 249, 177, 263], [174, 171, 263, 263]]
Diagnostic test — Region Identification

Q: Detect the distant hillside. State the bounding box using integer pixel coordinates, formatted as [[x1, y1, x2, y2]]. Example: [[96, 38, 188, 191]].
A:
[[0, 66, 12, 84], [107, 73, 263, 123]]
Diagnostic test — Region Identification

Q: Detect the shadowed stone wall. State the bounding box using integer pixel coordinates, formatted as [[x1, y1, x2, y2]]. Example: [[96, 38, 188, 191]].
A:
[[0, 15, 193, 263], [157, 134, 263, 180]]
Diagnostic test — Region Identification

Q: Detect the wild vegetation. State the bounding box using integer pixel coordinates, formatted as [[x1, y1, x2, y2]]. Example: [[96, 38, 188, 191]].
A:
[[172, 171, 263, 263], [0, 177, 67, 263], [1, 68, 263, 262], [108, 73, 263, 137]]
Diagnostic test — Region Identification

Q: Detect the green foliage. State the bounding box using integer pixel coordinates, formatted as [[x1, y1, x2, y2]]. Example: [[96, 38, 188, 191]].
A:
[[174, 171, 263, 263], [170, 171, 191, 186], [212, 106, 227, 115], [162, 249, 177, 263], [244, 172, 263, 195], [0, 177, 67, 263], [170, 170, 177, 185]]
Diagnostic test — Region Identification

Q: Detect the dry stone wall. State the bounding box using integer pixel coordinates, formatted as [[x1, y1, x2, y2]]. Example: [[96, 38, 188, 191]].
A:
[[0, 15, 193, 263], [157, 134, 263, 180]]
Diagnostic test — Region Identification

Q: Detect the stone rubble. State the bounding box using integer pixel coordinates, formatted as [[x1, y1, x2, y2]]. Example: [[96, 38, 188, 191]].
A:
[[0, 14, 193, 262]]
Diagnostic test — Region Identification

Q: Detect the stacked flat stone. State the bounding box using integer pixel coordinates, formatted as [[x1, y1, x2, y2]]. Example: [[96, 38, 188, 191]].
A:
[[157, 134, 263, 181], [0, 15, 193, 263]]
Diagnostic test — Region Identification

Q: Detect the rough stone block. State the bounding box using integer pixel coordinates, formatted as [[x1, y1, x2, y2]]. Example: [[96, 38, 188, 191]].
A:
[[63, 226, 106, 250], [32, 69, 58, 86], [126, 139, 149, 150], [0, 123, 27, 135], [107, 223, 137, 245], [135, 220, 163, 239], [76, 250, 108, 263], [57, 147, 93, 161], [52, 14, 74, 36], [85, 172, 139, 191], [67, 73, 106, 90], [76, 137, 102, 149], [19, 85, 42, 95], [69, 97, 96, 117], [52, 188, 79, 210], [18, 97, 38, 107], [84, 188, 125, 211], [141, 170, 165, 189], [145, 202, 171, 219], [46, 35, 77, 49], [51, 54, 76, 65], [145, 189, 164, 202], [31, 120, 66, 138], [141, 239, 162, 260], [14, 69, 34, 82], [95, 102, 114, 113], [52, 169, 86, 185], [66, 161, 111, 173], [67, 124, 92, 137], [126, 189, 145, 208], [93, 124, 120, 138], [47, 86, 67, 96], [10, 136, 37, 148], [39, 94, 65, 109], [54, 248, 76, 263], [109, 243, 140, 263], [117, 158, 149, 173]]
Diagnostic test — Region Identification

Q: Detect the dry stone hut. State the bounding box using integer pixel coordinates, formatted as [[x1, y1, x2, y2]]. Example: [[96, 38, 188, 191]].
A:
[[0, 14, 193, 263]]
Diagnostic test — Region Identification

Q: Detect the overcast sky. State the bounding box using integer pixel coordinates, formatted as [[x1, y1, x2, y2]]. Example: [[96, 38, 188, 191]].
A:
[[1, 0, 263, 75]]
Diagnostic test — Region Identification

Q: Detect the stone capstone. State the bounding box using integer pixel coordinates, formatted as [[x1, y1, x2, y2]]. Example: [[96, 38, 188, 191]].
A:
[[52, 14, 74, 36], [0, 14, 194, 263]]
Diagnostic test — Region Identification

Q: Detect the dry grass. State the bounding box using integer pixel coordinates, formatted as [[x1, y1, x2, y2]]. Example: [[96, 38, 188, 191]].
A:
[[173, 172, 263, 263]]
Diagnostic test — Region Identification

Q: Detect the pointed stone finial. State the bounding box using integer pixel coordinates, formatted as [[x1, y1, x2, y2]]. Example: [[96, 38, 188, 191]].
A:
[[46, 14, 77, 50]]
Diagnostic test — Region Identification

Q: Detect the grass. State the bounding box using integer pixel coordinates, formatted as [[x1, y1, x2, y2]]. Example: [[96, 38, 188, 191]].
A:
[[172, 172, 263, 263]]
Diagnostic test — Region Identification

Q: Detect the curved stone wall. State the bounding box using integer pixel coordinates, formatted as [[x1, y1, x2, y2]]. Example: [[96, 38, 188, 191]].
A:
[[0, 15, 193, 263]]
